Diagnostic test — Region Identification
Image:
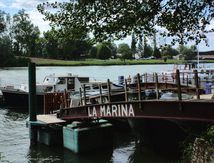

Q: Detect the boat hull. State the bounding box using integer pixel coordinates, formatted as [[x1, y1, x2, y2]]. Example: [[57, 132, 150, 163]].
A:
[[2, 89, 44, 113]]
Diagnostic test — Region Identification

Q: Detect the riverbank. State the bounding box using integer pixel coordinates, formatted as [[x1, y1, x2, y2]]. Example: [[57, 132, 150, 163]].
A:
[[29, 57, 182, 66]]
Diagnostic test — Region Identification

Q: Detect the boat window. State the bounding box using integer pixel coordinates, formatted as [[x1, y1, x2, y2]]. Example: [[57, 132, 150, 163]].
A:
[[45, 86, 53, 92], [57, 77, 66, 84], [68, 78, 74, 84], [102, 85, 107, 89], [84, 85, 91, 90], [201, 70, 204, 74], [92, 84, 99, 89]]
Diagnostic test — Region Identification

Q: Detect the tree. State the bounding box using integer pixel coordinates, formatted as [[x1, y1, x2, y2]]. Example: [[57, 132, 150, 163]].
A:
[[43, 29, 60, 58], [96, 43, 112, 60], [88, 46, 97, 58], [143, 36, 153, 58], [38, 1, 214, 45], [137, 34, 143, 57], [153, 47, 161, 59], [12, 9, 40, 56], [179, 45, 196, 60], [131, 32, 137, 54], [117, 43, 132, 60], [161, 45, 179, 59], [0, 11, 14, 66]]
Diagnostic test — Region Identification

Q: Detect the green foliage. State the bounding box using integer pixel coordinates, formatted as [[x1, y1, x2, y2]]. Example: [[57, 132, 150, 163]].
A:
[[144, 44, 153, 58], [161, 45, 179, 59], [88, 46, 97, 58], [203, 126, 214, 145], [153, 48, 161, 59], [38, 0, 214, 45], [117, 43, 132, 60], [96, 43, 112, 60], [0, 36, 14, 66], [179, 45, 196, 60], [12, 9, 40, 56], [131, 32, 137, 54]]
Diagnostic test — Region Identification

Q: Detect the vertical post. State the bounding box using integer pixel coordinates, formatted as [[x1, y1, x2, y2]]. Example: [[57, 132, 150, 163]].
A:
[[186, 75, 189, 87], [182, 73, 184, 84], [28, 62, 37, 145], [155, 73, 159, 99], [63, 89, 68, 108], [83, 84, 86, 105], [137, 73, 142, 101], [145, 73, 147, 83], [152, 73, 155, 82], [194, 70, 200, 100], [79, 88, 83, 105], [124, 79, 128, 102], [99, 84, 103, 104], [107, 79, 111, 102], [176, 69, 182, 101]]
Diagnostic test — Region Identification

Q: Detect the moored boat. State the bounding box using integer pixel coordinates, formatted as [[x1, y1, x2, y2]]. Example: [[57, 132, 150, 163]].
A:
[[0, 73, 89, 109]]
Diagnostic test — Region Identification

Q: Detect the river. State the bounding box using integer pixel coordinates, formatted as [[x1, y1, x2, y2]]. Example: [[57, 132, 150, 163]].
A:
[[0, 64, 213, 162]]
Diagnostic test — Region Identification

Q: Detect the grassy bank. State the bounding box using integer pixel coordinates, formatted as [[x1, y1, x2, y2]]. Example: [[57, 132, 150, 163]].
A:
[[29, 57, 184, 66]]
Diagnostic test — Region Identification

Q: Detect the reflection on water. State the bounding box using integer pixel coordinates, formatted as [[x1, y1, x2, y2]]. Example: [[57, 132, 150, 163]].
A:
[[0, 107, 177, 163]]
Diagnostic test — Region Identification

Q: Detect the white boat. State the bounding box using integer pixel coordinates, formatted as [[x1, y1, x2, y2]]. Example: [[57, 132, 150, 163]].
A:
[[0, 73, 89, 109]]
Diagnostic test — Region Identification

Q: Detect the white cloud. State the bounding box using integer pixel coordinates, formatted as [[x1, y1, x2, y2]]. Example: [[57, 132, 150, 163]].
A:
[[0, 2, 6, 7], [11, 0, 46, 9], [27, 9, 51, 33]]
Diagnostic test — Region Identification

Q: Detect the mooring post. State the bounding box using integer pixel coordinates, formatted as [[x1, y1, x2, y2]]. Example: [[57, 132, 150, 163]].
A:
[[83, 84, 87, 105], [155, 73, 160, 99], [99, 84, 103, 104], [79, 88, 83, 106], [186, 75, 189, 87], [182, 73, 184, 84], [176, 69, 182, 101], [107, 79, 111, 102], [194, 70, 200, 100], [28, 62, 37, 145], [137, 73, 142, 101], [124, 79, 128, 102]]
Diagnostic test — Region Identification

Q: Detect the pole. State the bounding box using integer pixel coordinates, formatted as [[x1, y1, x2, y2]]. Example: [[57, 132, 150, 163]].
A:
[[107, 79, 111, 102], [83, 84, 86, 105], [155, 73, 159, 99], [28, 62, 37, 145], [99, 84, 103, 104], [176, 69, 182, 101], [194, 70, 200, 100], [124, 79, 128, 102], [137, 73, 142, 101]]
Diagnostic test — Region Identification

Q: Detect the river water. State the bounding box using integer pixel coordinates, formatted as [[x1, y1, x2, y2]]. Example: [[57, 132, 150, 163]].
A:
[[0, 64, 214, 162]]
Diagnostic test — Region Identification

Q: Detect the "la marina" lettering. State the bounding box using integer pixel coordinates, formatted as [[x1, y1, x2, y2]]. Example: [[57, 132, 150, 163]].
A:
[[88, 104, 135, 117]]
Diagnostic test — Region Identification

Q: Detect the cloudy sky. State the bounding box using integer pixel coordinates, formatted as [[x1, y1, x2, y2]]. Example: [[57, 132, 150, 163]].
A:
[[1, 0, 214, 51]]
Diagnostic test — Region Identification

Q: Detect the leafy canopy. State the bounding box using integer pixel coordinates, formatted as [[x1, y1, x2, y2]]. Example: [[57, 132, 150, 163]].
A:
[[38, 0, 214, 45]]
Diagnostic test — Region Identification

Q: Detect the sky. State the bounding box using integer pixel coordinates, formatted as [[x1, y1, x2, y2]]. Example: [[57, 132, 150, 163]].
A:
[[1, 0, 214, 52]]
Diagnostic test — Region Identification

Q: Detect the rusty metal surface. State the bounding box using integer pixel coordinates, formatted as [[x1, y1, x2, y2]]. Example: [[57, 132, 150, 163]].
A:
[[59, 100, 214, 122]]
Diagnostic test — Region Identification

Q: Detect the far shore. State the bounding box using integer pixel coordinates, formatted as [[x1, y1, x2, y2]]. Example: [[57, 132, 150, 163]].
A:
[[24, 57, 213, 66]]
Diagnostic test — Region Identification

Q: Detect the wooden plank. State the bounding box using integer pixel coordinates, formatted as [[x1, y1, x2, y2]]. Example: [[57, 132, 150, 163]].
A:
[[37, 114, 65, 124], [193, 94, 213, 100]]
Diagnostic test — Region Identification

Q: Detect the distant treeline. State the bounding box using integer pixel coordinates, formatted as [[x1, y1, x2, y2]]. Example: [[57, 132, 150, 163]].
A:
[[0, 9, 197, 67]]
